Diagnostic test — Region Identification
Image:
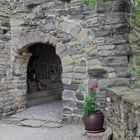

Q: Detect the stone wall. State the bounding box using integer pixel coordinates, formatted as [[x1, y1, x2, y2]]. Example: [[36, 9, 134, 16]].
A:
[[0, 1, 15, 117], [0, 1, 27, 117], [0, 0, 132, 122], [0, 0, 11, 79], [91, 0, 131, 111], [105, 1, 140, 138], [106, 87, 140, 140]]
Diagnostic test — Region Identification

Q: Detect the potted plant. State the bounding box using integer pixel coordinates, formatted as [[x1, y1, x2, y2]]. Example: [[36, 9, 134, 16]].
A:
[[83, 84, 105, 133]]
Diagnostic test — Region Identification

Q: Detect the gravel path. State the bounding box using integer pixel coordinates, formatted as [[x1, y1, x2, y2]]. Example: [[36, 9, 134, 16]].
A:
[[0, 124, 86, 140]]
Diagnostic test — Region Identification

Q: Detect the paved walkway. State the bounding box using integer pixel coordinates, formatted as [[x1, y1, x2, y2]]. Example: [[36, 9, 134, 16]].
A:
[[0, 124, 86, 140], [11, 100, 63, 122]]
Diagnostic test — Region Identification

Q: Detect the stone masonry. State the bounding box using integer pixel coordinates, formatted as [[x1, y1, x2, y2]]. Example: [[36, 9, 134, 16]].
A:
[[106, 87, 140, 140], [0, 0, 135, 124]]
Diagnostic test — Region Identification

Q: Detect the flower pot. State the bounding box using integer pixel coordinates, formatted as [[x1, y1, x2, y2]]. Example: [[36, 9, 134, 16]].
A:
[[83, 110, 105, 133]]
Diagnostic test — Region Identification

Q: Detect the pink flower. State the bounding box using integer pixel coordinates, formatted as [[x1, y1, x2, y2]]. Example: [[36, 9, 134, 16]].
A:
[[89, 85, 98, 91]]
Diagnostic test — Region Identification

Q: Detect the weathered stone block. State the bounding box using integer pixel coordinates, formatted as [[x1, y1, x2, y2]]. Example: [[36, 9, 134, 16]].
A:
[[75, 92, 84, 101], [62, 20, 81, 37], [73, 73, 86, 80], [105, 13, 127, 24], [62, 73, 73, 78], [88, 68, 107, 79], [73, 109, 84, 116], [108, 72, 117, 78], [113, 23, 130, 35], [101, 56, 128, 66], [61, 55, 73, 66], [114, 66, 130, 78], [88, 59, 103, 70], [63, 107, 72, 114], [83, 44, 96, 53], [63, 100, 76, 108], [63, 65, 73, 73], [99, 78, 129, 90], [76, 29, 88, 41], [80, 36, 94, 47], [74, 57, 86, 66], [95, 37, 105, 46], [67, 45, 83, 55], [97, 45, 115, 51], [63, 84, 79, 91], [62, 78, 71, 84], [76, 101, 84, 109], [71, 79, 83, 84], [73, 66, 86, 73], [62, 90, 76, 100], [95, 27, 111, 37], [68, 6, 83, 15]]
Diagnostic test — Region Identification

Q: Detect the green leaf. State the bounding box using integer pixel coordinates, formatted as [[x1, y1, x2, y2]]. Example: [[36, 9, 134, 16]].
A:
[[85, 0, 97, 6]]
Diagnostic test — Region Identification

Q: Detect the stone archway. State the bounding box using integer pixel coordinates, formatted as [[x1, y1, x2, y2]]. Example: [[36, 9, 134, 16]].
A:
[[10, 31, 91, 122]]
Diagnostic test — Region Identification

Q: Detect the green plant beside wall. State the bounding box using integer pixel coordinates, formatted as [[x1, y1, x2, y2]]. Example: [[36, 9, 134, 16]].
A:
[[84, 85, 98, 116], [131, 0, 140, 26], [85, 0, 97, 6], [131, 56, 140, 88], [131, 0, 140, 88]]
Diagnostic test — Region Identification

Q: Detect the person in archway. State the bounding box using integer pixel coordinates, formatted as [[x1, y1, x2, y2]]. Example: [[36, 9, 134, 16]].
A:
[[27, 56, 44, 93]]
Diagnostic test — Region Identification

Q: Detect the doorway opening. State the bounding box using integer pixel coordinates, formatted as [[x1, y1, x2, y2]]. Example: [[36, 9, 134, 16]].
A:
[[11, 43, 63, 122], [26, 43, 63, 107]]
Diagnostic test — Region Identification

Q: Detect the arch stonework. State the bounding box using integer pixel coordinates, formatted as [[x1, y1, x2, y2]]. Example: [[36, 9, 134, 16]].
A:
[[10, 18, 96, 122]]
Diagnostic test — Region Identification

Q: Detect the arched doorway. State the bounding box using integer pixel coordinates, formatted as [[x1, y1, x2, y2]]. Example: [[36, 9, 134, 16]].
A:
[[26, 43, 63, 107], [10, 31, 89, 123], [11, 43, 63, 122]]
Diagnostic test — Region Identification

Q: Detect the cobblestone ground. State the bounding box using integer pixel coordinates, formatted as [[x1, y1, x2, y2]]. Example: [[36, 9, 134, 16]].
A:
[[0, 124, 86, 140], [11, 100, 63, 122], [1, 101, 87, 140]]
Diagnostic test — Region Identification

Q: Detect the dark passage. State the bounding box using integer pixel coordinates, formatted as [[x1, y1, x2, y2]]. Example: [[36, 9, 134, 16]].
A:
[[26, 43, 63, 107]]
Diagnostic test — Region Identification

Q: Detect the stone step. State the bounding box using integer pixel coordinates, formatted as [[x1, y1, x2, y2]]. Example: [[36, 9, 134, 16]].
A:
[[45, 83, 63, 90], [85, 127, 113, 140], [27, 94, 61, 107], [26, 88, 63, 100], [26, 84, 63, 107], [31, 82, 63, 91]]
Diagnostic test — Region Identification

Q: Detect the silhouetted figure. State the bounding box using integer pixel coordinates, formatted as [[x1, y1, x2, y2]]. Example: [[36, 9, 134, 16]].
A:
[[27, 56, 44, 93]]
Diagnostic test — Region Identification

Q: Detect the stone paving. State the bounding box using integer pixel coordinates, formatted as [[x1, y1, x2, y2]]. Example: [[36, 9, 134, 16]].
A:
[[11, 100, 63, 122], [0, 124, 86, 140], [0, 123, 112, 140]]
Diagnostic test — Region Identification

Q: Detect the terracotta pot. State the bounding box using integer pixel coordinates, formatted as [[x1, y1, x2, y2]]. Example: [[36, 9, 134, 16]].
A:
[[83, 110, 104, 133]]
